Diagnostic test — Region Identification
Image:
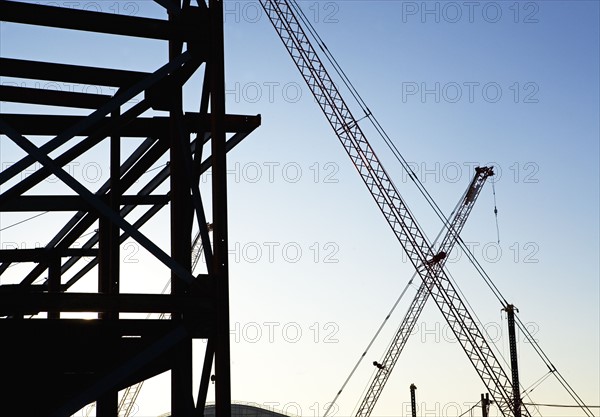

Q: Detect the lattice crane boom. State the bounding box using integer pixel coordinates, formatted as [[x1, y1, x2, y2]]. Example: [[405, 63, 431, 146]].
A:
[[260, 2, 528, 416], [356, 166, 494, 417]]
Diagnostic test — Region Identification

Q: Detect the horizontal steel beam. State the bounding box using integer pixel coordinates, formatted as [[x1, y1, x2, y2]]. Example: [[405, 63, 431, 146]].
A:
[[0, 113, 261, 137], [0, 195, 170, 211], [0, 0, 207, 41], [0, 292, 213, 315], [0, 317, 206, 341], [0, 58, 148, 87], [0, 85, 111, 109], [0, 248, 98, 262]]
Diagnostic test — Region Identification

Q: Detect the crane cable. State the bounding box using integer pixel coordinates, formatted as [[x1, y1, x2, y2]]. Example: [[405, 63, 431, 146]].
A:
[[323, 194, 466, 417], [289, 0, 506, 305], [0, 211, 49, 232], [522, 370, 553, 397], [492, 180, 500, 244], [290, 0, 512, 389], [458, 400, 481, 417], [286, 2, 595, 415], [325, 278, 411, 417], [524, 403, 600, 408], [460, 228, 594, 416], [458, 235, 594, 416], [291, 0, 514, 394]]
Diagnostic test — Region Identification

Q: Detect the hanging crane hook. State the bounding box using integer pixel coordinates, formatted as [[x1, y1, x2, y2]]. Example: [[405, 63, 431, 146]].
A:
[[492, 180, 500, 244]]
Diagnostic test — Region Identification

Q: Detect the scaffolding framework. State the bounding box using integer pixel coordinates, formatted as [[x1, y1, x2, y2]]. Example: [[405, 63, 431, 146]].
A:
[[0, 1, 260, 416]]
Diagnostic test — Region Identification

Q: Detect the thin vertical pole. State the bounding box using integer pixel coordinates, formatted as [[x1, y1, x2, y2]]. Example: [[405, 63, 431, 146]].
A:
[[409, 384, 417, 417], [504, 305, 522, 417], [209, 0, 231, 416], [481, 393, 490, 417]]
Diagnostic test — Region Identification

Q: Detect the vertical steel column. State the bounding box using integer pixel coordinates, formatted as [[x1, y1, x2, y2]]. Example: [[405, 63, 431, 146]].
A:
[[209, 0, 232, 416], [97, 194, 114, 417], [97, 109, 122, 417], [96, 230, 117, 417], [109, 109, 121, 307], [504, 305, 522, 417], [481, 393, 490, 417], [47, 258, 61, 319], [170, 3, 194, 416], [97, 389, 118, 417], [409, 384, 417, 417], [197, 340, 215, 416]]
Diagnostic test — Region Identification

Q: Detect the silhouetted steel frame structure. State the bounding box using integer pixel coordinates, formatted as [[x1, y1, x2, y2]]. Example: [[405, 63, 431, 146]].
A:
[[0, 1, 260, 416]]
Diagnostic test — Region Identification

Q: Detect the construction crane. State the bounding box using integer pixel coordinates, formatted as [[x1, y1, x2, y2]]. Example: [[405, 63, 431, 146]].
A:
[[354, 166, 494, 417], [259, 1, 528, 416], [322, 165, 493, 417]]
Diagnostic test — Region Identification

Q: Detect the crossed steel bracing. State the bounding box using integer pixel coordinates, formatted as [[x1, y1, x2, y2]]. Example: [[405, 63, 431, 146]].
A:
[[0, 1, 260, 416]]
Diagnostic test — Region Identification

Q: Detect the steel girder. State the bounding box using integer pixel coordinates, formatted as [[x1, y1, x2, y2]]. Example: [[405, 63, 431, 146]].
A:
[[0, 1, 260, 416]]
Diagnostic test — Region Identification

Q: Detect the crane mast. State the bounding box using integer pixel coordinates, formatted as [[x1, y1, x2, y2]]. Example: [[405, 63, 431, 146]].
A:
[[409, 384, 417, 417], [504, 304, 523, 417], [259, 1, 529, 416], [355, 167, 493, 417]]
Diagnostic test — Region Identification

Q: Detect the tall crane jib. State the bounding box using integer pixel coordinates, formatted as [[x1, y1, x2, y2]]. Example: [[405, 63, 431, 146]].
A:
[[259, 1, 528, 416], [354, 166, 494, 417]]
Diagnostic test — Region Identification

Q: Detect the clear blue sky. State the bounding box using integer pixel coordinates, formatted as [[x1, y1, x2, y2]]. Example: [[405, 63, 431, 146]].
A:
[[0, 1, 598, 416]]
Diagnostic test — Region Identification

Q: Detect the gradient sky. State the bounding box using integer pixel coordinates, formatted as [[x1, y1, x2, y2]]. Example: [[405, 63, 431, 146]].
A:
[[0, 1, 598, 417]]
